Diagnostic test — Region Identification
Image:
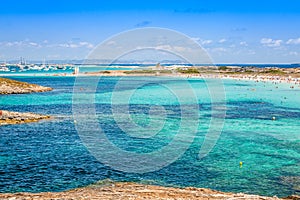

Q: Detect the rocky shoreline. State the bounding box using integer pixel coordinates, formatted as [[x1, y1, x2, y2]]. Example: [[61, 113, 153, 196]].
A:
[[0, 182, 298, 200], [0, 77, 52, 94], [0, 110, 51, 125], [0, 77, 52, 125]]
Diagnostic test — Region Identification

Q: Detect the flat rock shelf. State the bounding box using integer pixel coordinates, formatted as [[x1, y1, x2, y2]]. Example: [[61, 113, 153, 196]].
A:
[[0, 77, 52, 94], [0, 182, 298, 200], [0, 110, 51, 125]]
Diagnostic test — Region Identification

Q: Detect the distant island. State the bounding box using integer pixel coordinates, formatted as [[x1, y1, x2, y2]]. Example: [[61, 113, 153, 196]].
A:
[[82, 66, 300, 86]]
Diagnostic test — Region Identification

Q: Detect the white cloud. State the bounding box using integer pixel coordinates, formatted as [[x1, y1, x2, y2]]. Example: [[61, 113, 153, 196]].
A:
[[210, 47, 227, 53], [69, 44, 79, 48], [29, 42, 41, 47], [201, 40, 213, 45], [289, 51, 298, 56], [154, 44, 173, 51], [191, 38, 213, 45], [79, 42, 94, 49], [260, 38, 282, 47], [218, 38, 227, 43], [5, 41, 23, 47], [240, 41, 248, 46], [56, 41, 94, 49], [154, 45, 188, 52], [105, 40, 117, 46], [5, 42, 14, 47], [286, 38, 300, 45], [1, 40, 42, 48], [173, 46, 187, 52], [57, 43, 70, 48], [191, 37, 200, 42]]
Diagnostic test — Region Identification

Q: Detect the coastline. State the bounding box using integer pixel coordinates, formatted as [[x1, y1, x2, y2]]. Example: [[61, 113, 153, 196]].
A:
[[0, 77, 52, 94], [78, 67, 300, 87], [0, 70, 299, 199], [1, 66, 300, 86], [0, 181, 297, 200], [0, 77, 52, 125], [0, 110, 51, 126]]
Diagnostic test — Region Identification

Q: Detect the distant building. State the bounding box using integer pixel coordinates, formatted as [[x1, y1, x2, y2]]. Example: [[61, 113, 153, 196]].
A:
[[73, 66, 79, 75], [155, 63, 164, 70]]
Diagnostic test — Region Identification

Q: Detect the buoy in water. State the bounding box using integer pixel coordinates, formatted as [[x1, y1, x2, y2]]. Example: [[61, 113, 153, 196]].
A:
[[239, 161, 243, 168]]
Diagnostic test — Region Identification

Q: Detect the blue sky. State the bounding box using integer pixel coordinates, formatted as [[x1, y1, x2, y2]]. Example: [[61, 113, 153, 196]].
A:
[[0, 0, 300, 63]]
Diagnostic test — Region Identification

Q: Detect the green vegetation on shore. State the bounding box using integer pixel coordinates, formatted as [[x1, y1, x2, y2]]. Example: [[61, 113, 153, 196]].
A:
[[121, 66, 300, 77], [261, 69, 286, 75], [176, 67, 200, 74]]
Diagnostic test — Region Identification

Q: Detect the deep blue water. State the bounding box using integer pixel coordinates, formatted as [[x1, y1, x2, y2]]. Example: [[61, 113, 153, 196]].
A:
[[0, 76, 299, 197]]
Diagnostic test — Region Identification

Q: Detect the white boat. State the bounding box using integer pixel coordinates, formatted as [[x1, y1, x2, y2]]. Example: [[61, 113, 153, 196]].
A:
[[0, 67, 9, 72]]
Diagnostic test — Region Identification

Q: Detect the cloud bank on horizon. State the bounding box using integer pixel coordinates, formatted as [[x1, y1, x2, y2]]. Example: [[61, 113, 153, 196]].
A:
[[0, 0, 299, 63]]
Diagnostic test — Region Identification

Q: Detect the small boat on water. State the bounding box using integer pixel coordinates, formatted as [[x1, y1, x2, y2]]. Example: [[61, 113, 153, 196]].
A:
[[0, 67, 9, 72]]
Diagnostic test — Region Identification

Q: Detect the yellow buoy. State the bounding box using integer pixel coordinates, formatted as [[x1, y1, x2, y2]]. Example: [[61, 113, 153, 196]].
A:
[[239, 161, 243, 168]]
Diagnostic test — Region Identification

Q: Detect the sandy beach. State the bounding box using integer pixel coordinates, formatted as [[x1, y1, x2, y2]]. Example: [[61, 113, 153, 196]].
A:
[[77, 66, 300, 87]]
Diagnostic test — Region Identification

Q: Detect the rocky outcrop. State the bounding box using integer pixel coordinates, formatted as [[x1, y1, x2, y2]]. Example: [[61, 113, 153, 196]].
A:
[[0, 110, 51, 125], [0, 181, 296, 200], [0, 78, 52, 125], [0, 77, 52, 94]]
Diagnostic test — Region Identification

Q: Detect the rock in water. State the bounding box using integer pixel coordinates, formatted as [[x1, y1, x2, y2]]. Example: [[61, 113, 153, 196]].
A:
[[0, 110, 51, 125], [0, 77, 52, 94]]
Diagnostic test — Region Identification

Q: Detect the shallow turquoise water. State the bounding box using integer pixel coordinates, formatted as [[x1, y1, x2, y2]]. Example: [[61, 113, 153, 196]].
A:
[[0, 76, 299, 197], [77, 66, 135, 73], [0, 65, 135, 76]]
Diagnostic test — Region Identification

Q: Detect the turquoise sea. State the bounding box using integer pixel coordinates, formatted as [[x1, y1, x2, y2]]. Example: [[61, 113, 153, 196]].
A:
[[0, 65, 135, 76], [0, 75, 299, 197]]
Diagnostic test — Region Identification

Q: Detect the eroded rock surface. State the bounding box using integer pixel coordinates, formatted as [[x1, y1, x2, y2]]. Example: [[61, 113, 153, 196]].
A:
[[0, 110, 51, 125], [0, 77, 52, 94], [0, 182, 297, 200]]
